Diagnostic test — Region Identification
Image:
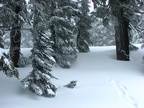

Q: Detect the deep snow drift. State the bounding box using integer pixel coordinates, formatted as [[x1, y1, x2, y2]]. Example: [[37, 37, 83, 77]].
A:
[[1, 45, 144, 108]]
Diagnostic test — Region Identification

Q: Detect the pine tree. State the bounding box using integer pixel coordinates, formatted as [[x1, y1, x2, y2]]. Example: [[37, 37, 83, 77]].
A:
[[49, 0, 81, 68], [81, 0, 144, 61], [0, 1, 4, 48], [109, 0, 143, 60], [89, 17, 115, 46], [21, 0, 57, 96], [76, 0, 92, 52], [109, 0, 130, 61], [9, 0, 25, 67], [0, 53, 19, 79], [92, 0, 144, 61], [0, 0, 27, 66], [0, 1, 20, 79]]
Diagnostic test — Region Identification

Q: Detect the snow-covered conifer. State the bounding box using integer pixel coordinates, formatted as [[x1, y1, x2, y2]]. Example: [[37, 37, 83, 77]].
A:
[[0, 53, 19, 78], [0, 0, 27, 66], [76, 0, 92, 52], [18, 53, 29, 67], [49, 0, 81, 68], [89, 17, 115, 46], [21, 0, 57, 96], [0, 2, 6, 48]]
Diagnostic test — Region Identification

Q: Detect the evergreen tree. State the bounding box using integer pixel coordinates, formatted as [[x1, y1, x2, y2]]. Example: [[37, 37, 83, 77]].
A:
[[109, 0, 143, 60], [9, 0, 26, 67], [0, 0, 27, 66], [21, 0, 57, 96], [92, 0, 144, 61], [0, 2, 4, 48], [109, 0, 130, 61], [0, 1, 19, 79], [49, 0, 81, 68], [0, 53, 19, 79], [89, 17, 115, 46], [76, 0, 92, 52]]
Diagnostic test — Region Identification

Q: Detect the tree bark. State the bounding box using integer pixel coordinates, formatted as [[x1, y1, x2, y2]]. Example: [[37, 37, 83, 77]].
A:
[[10, 3, 21, 67], [109, 0, 130, 61], [0, 29, 4, 48], [0, 1, 4, 48]]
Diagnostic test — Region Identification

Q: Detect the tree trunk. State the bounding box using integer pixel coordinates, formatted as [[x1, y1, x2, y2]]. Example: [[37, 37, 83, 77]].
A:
[[10, 4, 21, 67], [0, 1, 4, 48], [115, 16, 129, 61], [109, 0, 130, 61], [76, 29, 83, 52], [0, 29, 4, 48]]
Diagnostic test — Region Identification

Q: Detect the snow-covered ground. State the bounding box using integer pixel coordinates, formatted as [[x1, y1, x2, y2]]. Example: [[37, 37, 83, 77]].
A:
[[1, 45, 144, 108]]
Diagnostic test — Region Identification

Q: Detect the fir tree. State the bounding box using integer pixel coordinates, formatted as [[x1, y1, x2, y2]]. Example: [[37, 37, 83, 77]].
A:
[[0, 1, 20, 79], [0, 2, 5, 48], [49, 0, 81, 68], [89, 17, 115, 46], [76, 0, 92, 52], [0, 53, 19, 79], [92, 0, 144, 60], [0, 0, 27, 66], [109, 0, 130, 61], [9, 0, 26, 67], [21, 0, 57, 96]]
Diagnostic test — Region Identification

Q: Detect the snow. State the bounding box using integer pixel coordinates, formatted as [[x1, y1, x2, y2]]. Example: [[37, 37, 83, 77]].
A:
[[1, 45, 144, 108], [0, 3, 3, 7]]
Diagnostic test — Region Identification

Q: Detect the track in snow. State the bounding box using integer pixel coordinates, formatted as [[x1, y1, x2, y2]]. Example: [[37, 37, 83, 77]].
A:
[[110, 79, 140, 108]]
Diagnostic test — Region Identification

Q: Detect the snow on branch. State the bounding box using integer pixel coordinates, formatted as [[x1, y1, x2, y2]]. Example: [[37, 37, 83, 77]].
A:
[[0, 53, 19, 79], [49, 16, 74, 30]]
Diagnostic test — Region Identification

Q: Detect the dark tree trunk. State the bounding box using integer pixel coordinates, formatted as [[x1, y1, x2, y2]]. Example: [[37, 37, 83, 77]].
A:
[[77, 29, 90, 52], [10, 3, 21, 67], [0, 1, 4, 48], [50, 25, 57, 54], [50, 1, 56, 53], [109, 0, 130, 61], [115, 13, 129, 61], [0, 29, 4, 48], [77, 30, 81, 51]]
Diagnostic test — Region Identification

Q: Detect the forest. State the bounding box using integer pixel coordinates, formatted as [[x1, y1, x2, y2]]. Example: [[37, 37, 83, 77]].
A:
[[0, 0, 144, 99]]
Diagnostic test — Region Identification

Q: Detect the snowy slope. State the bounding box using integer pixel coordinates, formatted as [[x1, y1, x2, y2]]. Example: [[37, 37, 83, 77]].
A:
[[1, 45, 144, 108]]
